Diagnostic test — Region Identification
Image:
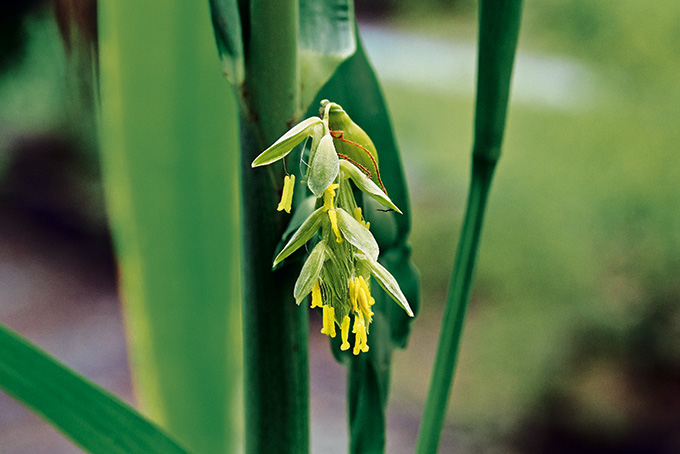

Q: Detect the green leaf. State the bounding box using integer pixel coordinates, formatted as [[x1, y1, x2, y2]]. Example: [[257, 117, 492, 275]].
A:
[[299, 0, 356, 112], [98, 2, 241, 452], [307, 134, 340, 196], [340, 160, 402, 214], [293, 241, 328, 304], [252, 117, 324, 167], [336, 208, 379, 261], [0, 324, 188, 454], [274, 206, 325, 266]]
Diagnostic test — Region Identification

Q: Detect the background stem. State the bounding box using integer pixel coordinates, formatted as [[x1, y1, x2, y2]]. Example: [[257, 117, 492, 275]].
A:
[[415, 159, 495, 454], [415, 0, 523, 452]]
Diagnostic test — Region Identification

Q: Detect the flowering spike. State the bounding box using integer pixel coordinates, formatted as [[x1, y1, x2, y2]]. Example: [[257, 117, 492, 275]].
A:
[[277, 174, 295, 213], [254, 100, 413, 357], [340, 316, 351, 351]]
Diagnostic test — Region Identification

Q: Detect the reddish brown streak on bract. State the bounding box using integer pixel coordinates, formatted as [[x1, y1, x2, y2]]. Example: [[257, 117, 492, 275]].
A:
[[337, 153, 371, 178], [330, 128, 387, 193]]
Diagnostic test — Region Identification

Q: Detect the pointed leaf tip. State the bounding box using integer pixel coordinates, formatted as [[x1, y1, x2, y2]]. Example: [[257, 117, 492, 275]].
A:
[[252, 117, 324, 167]]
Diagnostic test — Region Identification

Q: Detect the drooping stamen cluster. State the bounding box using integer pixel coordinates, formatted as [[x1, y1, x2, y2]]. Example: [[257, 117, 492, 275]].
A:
[[251, 100, 414, 355]]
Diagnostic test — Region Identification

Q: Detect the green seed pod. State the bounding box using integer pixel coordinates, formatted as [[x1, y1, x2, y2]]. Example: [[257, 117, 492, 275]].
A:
[[321, 100, 387, 194]]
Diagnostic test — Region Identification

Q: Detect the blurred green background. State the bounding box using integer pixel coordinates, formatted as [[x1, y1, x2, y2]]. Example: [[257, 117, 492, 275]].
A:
[[1, 1, 679, 453]]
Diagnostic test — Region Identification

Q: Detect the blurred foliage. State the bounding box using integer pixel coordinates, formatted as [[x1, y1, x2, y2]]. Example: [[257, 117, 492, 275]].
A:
[[0, 1, 44, 72], [381, 0, 680, 450], [523, 0, 680, 85], [1, 0, 679, 452]]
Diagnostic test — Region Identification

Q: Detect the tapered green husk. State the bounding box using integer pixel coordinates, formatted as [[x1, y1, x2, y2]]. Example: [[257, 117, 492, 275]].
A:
[[98, 2, 241, 453], [416, 0, 524, 452]]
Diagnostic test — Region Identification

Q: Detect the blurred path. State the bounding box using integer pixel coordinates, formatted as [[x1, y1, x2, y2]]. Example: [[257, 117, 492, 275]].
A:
[[361, 24, 597, 111]]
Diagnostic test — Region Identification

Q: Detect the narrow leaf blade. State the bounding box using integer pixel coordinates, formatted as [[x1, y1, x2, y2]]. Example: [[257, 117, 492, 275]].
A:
[[0, 324, 188, 454]]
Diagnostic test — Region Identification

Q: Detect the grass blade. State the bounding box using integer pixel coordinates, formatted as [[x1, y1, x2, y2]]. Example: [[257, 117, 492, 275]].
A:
[[416, 1, 524, 452], [0, 324, 188, 454]]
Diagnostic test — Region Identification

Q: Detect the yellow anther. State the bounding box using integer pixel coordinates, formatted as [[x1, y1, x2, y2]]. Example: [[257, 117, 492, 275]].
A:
[[277, 174, 295, 213], [321, 305, 336, 338], [358, 287, 373, 322], [352, 314, 369, 355], [340, 316, 351, 351], [349, 279, 358, 312], [353, 207, 363, 222], [353, 207, 370, 229], [323, 183, 339, 211], [311, 281, 323, 308], [358, 276, 370, 297], [328, 209, 343, 243]]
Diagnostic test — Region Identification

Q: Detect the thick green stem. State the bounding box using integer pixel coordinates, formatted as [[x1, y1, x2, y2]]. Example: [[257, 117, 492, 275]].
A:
[[415, 0, 522, 452], [240, 1, 308, 453], [239, 119, 309, 454], [245, 0, 300, 144], [415, 159, 495, 454]]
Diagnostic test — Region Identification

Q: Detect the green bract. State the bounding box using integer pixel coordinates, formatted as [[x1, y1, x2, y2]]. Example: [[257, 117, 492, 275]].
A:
[[308, 134, 340, 197], [252, 100, 413, 356], [251, 117, 323, 167], [339, 160, 402, 214]]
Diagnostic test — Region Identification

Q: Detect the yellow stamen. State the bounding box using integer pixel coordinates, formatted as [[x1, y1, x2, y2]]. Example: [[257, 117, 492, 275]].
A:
[[353, 207, 370, 229], [321, 305, 336, 338], [358, 287, 374, 322], [357, 275, 368, 292], [277, 175, 295, 213], [340, 316, 351, 351], [349, 279, 358, 312], [352, 314, 369, 355], [323, 183, 339, 211], [311, 281, 322, 308], [328, 209, 343, 243]]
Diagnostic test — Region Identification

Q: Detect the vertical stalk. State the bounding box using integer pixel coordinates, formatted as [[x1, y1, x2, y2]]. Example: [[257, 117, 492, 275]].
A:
[[98, 2, 241, 453], [416, 1, 523, 452], [415, 159, 494, 454], [245, 0, 300, 144], [240, 1, 308, 453]]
